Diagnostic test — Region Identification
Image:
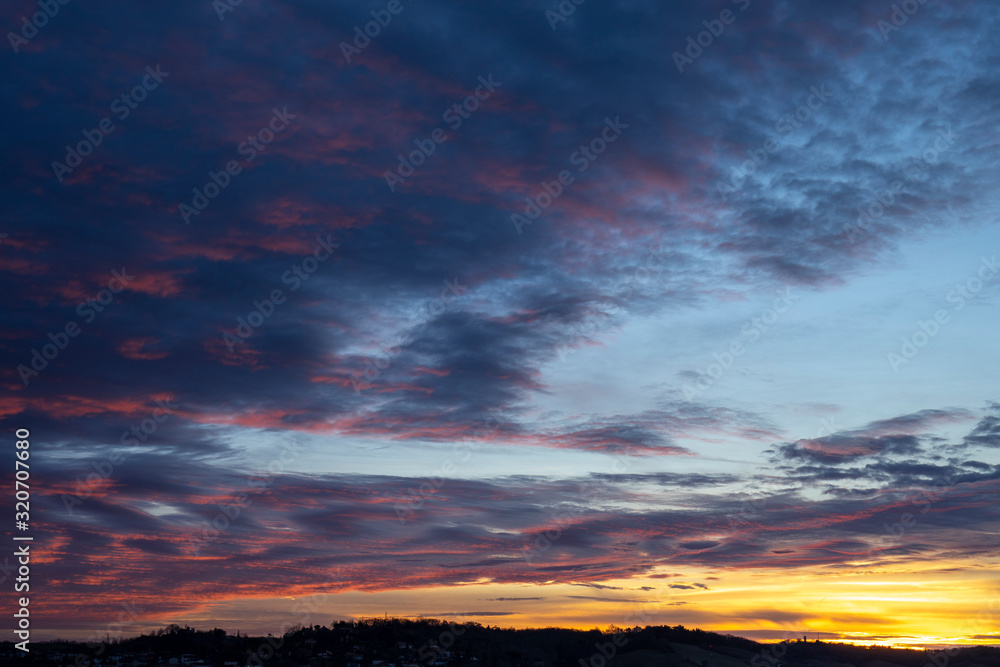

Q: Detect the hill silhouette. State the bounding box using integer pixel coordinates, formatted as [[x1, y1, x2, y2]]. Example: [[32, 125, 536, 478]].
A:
[[3, 619, 999, 666]]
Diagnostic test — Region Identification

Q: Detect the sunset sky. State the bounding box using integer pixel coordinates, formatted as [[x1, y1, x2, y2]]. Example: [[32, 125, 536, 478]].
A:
[[2, 0, 999, 650]]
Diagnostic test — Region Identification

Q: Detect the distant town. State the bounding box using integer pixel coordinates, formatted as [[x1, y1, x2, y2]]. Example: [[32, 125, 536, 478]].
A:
[[3, 620, 999, 667]]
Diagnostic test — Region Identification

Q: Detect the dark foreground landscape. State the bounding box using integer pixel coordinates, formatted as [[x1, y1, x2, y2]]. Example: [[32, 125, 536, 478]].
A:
[[3, 621, 999, 667]]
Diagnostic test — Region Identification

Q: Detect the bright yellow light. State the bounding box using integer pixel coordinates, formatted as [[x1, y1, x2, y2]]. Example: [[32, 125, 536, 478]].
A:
[[128, 558, 1000, 648]]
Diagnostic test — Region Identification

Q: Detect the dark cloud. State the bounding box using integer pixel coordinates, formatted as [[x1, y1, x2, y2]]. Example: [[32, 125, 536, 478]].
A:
[[679, 541, 720, 551], [963, 403, 1000, 449], [771, 408, 979, 465]]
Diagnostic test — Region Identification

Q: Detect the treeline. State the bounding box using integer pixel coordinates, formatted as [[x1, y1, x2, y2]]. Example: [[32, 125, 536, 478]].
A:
[[4, 619, 999, 667]]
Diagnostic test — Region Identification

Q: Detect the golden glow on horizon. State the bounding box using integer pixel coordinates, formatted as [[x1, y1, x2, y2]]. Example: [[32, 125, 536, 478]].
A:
[[118, 558, 1000, 651]]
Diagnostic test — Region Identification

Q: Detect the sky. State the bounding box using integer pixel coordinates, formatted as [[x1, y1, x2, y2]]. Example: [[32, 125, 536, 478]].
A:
[[2, 0, 999, 651]]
